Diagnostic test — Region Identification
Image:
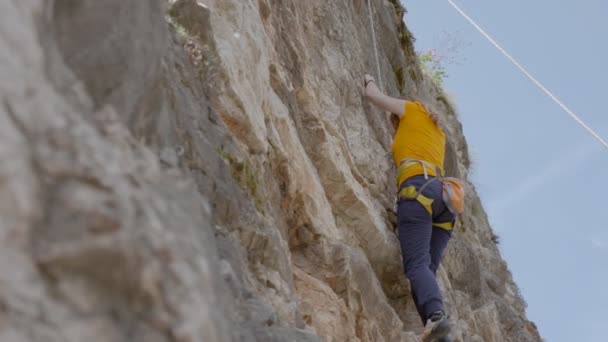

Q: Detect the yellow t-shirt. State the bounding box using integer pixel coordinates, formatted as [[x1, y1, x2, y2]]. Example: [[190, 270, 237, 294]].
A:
[[392, 101, 446, 187]]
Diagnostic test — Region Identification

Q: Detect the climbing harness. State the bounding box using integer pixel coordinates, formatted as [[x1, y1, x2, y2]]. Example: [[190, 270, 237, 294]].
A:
[[397, 158, 465, 230], [397, 158, 445, 184], [446, 0, 608, 151], [366, 0, 383, 91]]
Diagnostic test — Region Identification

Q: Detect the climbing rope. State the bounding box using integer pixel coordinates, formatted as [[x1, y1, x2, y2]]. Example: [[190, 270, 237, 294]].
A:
[[446, 0, 608, 150], [366, 0, 395, 162], [367, 0, 383, 91]]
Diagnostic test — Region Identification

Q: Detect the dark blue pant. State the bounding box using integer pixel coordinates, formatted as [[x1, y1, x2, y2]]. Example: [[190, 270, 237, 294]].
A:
[[397, 175, 455, 324]]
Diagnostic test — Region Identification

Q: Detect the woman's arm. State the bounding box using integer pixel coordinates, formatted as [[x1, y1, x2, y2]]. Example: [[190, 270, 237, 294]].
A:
[[364, 74, 406, 118]]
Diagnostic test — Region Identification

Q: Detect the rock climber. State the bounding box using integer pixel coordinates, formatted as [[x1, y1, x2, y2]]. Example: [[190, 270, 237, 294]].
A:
[[364, 74, 457, 342]]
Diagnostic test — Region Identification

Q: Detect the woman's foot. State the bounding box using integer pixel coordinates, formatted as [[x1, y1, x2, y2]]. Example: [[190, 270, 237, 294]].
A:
[[421, 311, 451, 342]]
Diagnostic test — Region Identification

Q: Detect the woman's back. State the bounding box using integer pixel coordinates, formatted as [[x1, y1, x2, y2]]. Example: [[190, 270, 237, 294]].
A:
[[392, 101, 446, 186]]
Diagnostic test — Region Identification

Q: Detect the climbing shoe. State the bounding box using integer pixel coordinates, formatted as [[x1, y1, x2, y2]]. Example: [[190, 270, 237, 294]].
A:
[[436, 336, 452, 342], [421, 311, 451, 342]]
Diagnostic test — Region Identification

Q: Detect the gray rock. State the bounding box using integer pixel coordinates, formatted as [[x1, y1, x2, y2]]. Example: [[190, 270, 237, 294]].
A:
[[0, 0, 541, 341]]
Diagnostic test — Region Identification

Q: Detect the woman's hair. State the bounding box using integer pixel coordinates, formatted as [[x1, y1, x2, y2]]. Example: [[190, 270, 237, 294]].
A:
[[408, 95, 448, 133], [389, 99, 447, 133]]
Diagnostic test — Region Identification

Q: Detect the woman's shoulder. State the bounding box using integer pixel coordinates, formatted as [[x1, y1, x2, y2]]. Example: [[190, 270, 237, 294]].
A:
[[414, 100, 428, 111], [405, 100, 427, 115]]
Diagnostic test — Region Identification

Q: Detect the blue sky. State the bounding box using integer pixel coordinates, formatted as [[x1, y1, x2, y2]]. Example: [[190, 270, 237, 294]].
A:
[[401, 1, 608, 341]]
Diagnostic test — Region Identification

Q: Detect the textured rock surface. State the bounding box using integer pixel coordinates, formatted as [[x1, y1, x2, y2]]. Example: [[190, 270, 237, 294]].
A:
[[0, 0, 541, 341]]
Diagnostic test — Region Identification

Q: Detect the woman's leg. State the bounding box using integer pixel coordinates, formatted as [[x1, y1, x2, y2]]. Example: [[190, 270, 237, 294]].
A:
[[430, 206, 455, 275], [429, 226, 452, 275], [398, 199, 446, 324]]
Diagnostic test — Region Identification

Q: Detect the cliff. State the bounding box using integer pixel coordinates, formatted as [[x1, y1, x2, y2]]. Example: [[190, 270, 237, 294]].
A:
[[0, 0, 541, 341]]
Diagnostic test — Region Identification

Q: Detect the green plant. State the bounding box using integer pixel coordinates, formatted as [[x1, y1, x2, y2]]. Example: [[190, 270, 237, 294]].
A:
[[166, 15, 190, 38], [417, 31, 471, 86], [514, 283, 528, 309], [418, 50, 447, 85], [216, 147, 262, 210], [393, 66, 405, 94], [491, 231, 501, 245]]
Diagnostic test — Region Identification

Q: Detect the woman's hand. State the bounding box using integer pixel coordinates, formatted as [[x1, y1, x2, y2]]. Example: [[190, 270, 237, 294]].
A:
[[363, 73, 406, 118], [364, 74, 376, 97], [429, 112, 439, 125], [364, 74, 375, 87]]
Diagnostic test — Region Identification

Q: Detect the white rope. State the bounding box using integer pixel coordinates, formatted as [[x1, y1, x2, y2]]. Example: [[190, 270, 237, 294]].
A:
[[446, 0, 608, 150], [367, 0, 383, 91]]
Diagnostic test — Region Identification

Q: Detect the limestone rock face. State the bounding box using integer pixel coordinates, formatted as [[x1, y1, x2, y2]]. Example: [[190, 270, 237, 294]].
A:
[[0, 0, 541, 341]]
